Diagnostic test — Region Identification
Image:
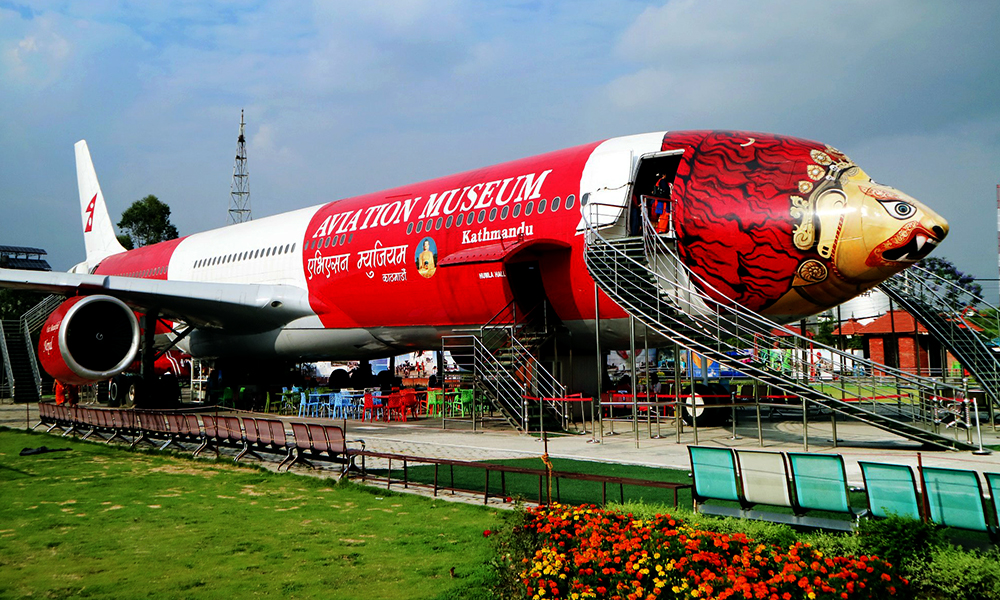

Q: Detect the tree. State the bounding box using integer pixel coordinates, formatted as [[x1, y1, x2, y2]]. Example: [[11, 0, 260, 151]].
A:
[[0, 288, 45, 320], [919, 256, 983, 301], [117, 195, 179, 249]]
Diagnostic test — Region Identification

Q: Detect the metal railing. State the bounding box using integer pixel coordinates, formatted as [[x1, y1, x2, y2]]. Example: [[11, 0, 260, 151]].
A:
[[475, 299, 569, 430], [23, 319, 42, 400], [443, 334, 524, 430], [0, 322, 14, 400], [880, 265, 1000, 409], [581, 201, 979, 450], [21, 294, 61, 333]]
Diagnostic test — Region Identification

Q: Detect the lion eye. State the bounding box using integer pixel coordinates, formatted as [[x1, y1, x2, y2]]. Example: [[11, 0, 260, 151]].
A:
[[880, 200, 915, 219]]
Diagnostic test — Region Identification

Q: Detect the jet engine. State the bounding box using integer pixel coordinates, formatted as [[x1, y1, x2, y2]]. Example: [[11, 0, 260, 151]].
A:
[[38, 295, 141, 385]]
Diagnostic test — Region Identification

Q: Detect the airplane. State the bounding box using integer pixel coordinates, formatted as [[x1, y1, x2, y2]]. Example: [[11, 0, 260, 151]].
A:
[[0, 130, 949, 406]]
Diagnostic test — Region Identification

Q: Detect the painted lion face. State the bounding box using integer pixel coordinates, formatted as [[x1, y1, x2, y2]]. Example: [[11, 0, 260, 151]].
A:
[[816, 165, 948, 284]]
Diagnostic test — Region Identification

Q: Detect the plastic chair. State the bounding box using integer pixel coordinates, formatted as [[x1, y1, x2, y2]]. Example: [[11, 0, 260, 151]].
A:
[[456, 389, 474, 417], [786, 453, 854, 516], [688, 446, 741, 508], [400, 389, 420, 419], [331, 392, 354, 419], [859, 461, 922, 521], [425, 389, 443, 416], [922, 466, 992, 533], [362, 392, 382, 422], [219, 387, 235, 408], [985, 472, 1000, 530], [385, 394, 405, 422], [299, 391, 321, 417], [735, 450, 793, 509]]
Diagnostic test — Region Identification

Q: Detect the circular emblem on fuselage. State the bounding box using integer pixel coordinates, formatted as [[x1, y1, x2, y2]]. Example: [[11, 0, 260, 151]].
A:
[[415, 236, 437, 279]]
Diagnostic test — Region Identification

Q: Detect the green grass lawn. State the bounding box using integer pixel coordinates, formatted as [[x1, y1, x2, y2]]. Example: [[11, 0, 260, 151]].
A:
[[0, 428, 497, 600]]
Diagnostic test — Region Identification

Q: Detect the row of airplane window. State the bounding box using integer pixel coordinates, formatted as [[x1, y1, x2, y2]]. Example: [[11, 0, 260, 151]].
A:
[[193, 243, 297, 269], [122, 266, 167, 278], [306, 233, 354, 252], [405, 194, 576, 236]]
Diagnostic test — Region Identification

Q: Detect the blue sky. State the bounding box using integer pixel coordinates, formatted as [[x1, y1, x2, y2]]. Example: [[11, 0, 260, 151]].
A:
[[2, 1, 998, 296]]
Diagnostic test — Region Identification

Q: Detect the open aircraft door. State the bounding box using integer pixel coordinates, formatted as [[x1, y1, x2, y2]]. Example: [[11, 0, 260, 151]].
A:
[[576, 147, 635, 233]]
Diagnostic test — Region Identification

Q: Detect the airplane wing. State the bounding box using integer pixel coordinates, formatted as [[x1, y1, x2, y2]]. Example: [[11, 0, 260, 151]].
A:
[[0, 268, 315, 334]]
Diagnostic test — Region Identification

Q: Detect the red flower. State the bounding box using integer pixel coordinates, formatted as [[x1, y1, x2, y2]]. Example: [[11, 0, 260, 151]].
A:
[[483, 529, 492, 537]]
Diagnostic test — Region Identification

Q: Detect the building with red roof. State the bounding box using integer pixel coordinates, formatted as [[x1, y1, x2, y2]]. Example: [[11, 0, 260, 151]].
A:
[[837, 310, 981, 377]]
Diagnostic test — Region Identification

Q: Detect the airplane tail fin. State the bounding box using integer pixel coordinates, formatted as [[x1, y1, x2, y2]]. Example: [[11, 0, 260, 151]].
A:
[[75, 140, 127, 268]]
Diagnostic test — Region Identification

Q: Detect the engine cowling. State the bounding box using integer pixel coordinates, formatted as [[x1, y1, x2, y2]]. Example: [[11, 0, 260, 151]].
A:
[[38, 295, 141, 385]]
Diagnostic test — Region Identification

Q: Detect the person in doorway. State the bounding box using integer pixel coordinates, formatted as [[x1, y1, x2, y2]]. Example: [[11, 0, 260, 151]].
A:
[[628, 193, 642, 236], [652, 175, 673, 234]]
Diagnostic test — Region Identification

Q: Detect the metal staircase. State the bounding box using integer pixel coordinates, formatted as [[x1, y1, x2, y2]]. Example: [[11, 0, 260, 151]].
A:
[[1, 320, 38, 402], [0, 321, 15, 399], [582, 203, 979, 451], [879, 266, 1000, 409], [443, 299, 570, 433], [0, 295, 61, 402]]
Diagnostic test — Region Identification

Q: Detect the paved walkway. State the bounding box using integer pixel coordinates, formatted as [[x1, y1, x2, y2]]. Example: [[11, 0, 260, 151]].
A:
[[6, 401, 998, 487]]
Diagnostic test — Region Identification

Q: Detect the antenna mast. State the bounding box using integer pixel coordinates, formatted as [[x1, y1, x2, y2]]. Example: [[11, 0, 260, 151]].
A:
[[228, 109, 251, 224]]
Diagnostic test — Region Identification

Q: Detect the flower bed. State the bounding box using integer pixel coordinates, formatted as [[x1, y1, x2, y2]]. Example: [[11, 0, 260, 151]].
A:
[[502, 504, 907, 600]]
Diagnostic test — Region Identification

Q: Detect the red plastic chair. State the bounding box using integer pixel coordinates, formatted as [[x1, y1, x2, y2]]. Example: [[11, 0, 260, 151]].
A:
[[362, 392, 383, 422], [385, 394, 405, 422]]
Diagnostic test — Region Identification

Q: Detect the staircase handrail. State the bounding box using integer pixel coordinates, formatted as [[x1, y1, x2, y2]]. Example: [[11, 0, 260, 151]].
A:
[[506, 334, 568, 423], [21, 294, 62, 333], [469, 336, 531, 430], [887, 265, 1000, 347], [622, 201, 967, 395], [880, 268, 999, 407], [0, 321, 14, 399], [581, 202, 977, 450], [900, 264, 997, 313], [23, 319, 42, 399]]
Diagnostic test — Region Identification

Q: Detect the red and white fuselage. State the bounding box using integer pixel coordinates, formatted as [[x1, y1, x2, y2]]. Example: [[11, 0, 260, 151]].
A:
[[4, 129, 949, 386]]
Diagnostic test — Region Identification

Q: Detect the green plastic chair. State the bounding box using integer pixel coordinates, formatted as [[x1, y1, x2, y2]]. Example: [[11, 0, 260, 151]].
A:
[[859, 461, 922, 521], [426, 389, 443, 416], [219, 387, 235, 408], [787, 453, 852, 515], [457, 389, 474, 417], [922, 466, 990, 532], [688, 446, 741, 506], [985, 472, 1000, 530]]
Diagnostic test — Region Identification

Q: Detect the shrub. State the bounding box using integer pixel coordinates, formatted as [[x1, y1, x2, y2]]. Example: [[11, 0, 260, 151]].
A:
[[851, 516, 942, 573], [907, 545, 1000, 600]]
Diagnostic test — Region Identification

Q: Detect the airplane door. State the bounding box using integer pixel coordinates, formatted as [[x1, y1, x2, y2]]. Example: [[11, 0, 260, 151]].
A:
[[577, 149, 634, 232], [506, 260, 546, 317]]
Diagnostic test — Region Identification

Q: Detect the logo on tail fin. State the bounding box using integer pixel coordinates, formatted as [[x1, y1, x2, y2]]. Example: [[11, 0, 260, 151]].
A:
[[84, 195, 96, 233]]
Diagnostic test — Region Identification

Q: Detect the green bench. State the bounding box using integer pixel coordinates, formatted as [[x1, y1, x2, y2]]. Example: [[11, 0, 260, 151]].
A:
[[688, 446, 860, 531]]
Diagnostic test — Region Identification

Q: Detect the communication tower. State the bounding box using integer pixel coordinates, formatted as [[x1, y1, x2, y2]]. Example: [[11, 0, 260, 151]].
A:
[[228, 109, 251, 224]]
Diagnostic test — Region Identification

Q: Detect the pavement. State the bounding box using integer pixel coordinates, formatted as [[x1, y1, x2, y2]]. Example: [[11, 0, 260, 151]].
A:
[[4, 400, 999, 489]]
